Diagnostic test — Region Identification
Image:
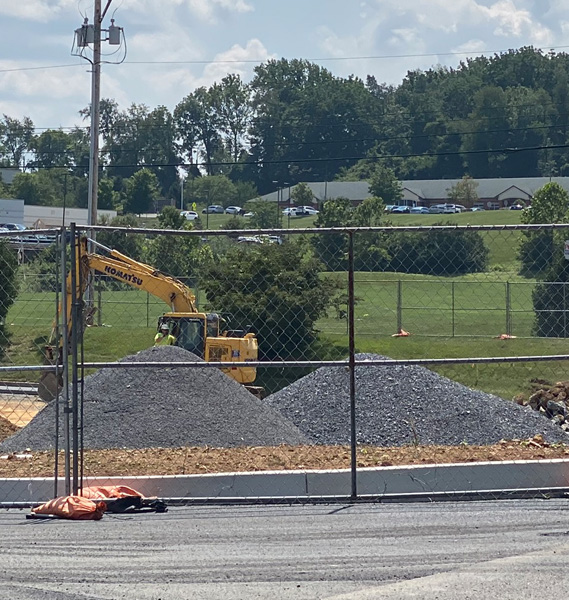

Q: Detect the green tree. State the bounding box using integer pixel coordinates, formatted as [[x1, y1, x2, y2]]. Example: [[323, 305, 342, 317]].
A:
[[248, 59, 379, 192], [233, 180, 258, 206], [29, 129, 72, 169], [532, 251, 569, 337], [521, 182, 569, 225], [98, 178, 119, 210], [291, 182, 314, 206], [312, 197, 353, 269], [0, 115, 34, 167], [447, 175, 479, 206], [245, 199, 280, 229], [175, 88, 221, 175], [368, 165, 403, 205], [188, 175, 237, 208], [386, 227, 489, 276], [518, 182, 569, 276], [210, 74, 252, 163], [202, 242, 337, 359], [11, 172, 55, 206], [143, 206, 205, 278], [96, 214, 144, 260], [0, 240, 18, 358], [123, 168, 160, 215]]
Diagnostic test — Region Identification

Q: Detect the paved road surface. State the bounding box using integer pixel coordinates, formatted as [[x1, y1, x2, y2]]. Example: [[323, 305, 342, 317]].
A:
[[2, 500, 569, 599]]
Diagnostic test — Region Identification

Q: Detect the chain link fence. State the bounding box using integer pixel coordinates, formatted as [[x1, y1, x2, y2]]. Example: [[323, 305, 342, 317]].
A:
[[3, 223, 569, 506]]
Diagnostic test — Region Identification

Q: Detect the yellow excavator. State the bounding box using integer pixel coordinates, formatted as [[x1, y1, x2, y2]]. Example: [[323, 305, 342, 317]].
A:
[[38, 236, 260, 401]]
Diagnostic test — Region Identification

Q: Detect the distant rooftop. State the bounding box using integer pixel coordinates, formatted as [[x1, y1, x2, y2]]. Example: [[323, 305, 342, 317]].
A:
[[261, 177, 569, 205]]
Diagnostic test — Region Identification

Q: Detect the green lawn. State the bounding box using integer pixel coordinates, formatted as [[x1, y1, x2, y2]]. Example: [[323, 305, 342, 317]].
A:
[[319, 271, 537, 338]]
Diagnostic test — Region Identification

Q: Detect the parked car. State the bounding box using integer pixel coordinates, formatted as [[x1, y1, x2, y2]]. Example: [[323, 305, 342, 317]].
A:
[[237, 236, 262, 244], [510, 204, 524, 210], [295, 206, 319, 216], [428, 204, 446, 214], [225, 206, 243, 215], [202, 205, 224, 214], [391, 205, 410, 213], [180, 210, 199, 221], [0, 223, 26, 231], [410, 206, 430, 214], [442, 204, 461, 214], [282, 207, 298, 216]]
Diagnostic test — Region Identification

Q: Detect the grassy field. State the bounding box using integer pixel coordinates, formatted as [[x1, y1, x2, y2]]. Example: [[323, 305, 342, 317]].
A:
[[4, 208, 567, 400]]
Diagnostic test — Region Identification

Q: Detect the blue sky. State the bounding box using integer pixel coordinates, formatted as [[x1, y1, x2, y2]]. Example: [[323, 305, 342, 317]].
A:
[[0, 0, 568, 130]]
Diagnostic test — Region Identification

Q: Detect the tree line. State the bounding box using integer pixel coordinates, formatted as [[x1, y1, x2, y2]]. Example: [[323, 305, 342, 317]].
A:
[[2, 47, 569, 213]]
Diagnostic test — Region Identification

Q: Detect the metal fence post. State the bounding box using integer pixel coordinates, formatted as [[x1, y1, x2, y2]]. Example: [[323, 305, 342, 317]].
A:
[[70, 223, 80, 495], [561, 283, 567, 337], [97, 284, 102, 327], [451, 281, 455, 337], [60, 228, 71, 497], [397, 279, 402, 334], [348, 230, 357, 501], [506, 281, 511, 337]]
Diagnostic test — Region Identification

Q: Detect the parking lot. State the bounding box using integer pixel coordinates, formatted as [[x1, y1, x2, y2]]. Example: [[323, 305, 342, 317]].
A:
[[3, 500, 569, 599]]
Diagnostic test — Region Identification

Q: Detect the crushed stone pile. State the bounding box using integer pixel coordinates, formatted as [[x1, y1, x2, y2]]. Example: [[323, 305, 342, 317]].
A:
[[0, 346, 309, 451], [265, 354, 569, 446]]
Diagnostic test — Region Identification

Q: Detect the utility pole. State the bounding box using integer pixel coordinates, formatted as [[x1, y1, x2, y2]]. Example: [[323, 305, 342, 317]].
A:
[[74, 0, 125, 231], [87, 0, 102, 232]]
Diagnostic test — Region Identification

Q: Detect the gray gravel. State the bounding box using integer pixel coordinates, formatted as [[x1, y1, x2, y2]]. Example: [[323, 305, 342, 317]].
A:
[[265, 353, 569, 446], [0, 346, 309, 451]]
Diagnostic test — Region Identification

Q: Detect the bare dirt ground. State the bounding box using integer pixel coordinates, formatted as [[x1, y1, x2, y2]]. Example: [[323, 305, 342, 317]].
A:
[[2, 436, 569, 479], [0, 396, 46, 427]]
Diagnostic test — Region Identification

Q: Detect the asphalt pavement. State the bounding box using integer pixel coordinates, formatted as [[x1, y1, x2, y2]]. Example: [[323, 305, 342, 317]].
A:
[[2, 500, 569, 599]]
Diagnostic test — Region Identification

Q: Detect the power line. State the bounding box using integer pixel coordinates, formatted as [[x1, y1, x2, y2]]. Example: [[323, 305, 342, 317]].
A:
[[3, 45, 569, 74], [20, 141, 569, 172], [18, 121, 569, 159]]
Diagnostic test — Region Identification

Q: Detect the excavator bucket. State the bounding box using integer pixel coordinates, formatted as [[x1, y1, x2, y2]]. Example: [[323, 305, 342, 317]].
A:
[[38, 346, 62, 402]]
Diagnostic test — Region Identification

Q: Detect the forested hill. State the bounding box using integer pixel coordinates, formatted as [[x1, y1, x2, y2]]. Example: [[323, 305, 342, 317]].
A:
[[2, 46, 569, 209]]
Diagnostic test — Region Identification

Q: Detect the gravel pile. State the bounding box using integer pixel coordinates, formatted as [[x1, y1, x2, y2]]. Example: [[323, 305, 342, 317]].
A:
[[265, 354, 569, 446], [0, 346, 309, 451]]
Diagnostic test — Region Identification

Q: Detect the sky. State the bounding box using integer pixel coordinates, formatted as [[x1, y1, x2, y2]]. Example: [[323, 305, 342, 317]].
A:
[[0, 0, 569, 131]]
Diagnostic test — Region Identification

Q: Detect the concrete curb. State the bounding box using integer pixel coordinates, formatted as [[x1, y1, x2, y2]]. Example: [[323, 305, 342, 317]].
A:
[[3, 458, 569, 505]]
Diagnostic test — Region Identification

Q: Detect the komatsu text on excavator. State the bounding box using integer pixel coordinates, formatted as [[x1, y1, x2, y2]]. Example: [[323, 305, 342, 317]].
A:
[[39, 236, 260, 401]]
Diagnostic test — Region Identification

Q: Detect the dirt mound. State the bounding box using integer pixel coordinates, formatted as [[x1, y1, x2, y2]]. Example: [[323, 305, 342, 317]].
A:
[[0, 346, 309, 451], [265, 354, 569, 446], [0, 416, 18, 443]]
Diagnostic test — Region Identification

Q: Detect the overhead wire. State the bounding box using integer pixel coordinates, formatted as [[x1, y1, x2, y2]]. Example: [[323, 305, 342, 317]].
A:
[[2, 44, 569, 74]]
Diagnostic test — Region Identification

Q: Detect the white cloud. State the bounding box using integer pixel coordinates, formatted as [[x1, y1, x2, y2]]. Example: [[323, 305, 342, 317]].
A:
[[0, 61, 85, 99], [132, 38, 273, 109], [116, 0, 252, 24], [0, 0, 77, 22], [366, 0, 552, 41], [451, 39, 488, 55], [196, 38, 273, 86]]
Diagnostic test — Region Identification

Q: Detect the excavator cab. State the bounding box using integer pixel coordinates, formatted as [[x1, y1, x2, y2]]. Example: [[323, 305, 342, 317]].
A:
[[159, 315, 206, 358], [160, 312, 258, 386]]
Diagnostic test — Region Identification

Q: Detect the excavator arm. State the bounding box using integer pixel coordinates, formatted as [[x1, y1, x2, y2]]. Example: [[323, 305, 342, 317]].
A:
[[82, 237, 198, 313], [39, 236, 259, 401]]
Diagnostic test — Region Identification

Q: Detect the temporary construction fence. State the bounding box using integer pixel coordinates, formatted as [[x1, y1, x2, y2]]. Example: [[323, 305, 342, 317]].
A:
[[3, 222, 569, 505]]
